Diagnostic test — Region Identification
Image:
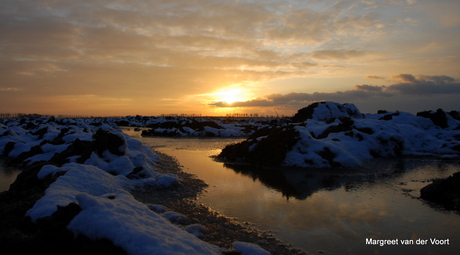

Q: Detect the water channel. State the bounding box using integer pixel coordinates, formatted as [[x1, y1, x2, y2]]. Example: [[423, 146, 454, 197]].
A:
[[2, 129, 459, 254], [125, 129, 460, 255]]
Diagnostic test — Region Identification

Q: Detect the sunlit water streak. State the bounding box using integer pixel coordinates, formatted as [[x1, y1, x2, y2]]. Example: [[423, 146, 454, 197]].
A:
[[123, 128, 460, 255], [1, 130, 458, 253]]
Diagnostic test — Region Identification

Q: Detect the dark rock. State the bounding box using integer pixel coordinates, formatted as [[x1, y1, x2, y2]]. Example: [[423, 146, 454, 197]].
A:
[[50, 138, 93, 165], [376, 136, 404, 157], [93, 129, 126, 156], [24, 121, 38, 130], [218, 140, 253, 162], [188, 120, 223, 131], [31, 127, 49, 140], [316, 117, 354, 139], [141, 129, 182, 137], [126, 167, 145, 179], [356, 127, 374, 135], [3, 141, 16, 157], [142, 119, 224, 137], [49, 129, 127, 163], [420, 172, 460, 211], [378, 112, 399, 121], [449, 111, 460, 121], [7, 162, 56, 197], [291, 102, 320, 122], [291, 102, 363, 123], [0, 202, 127, 255], [115, 120, 130, 126], [6, 145, 44, 167], [205, 131, 216, 137], [219, 126, 299, 167], [453, 144, 460, 152], [317, 147, 341, 167], [417, 108, 449, 129]]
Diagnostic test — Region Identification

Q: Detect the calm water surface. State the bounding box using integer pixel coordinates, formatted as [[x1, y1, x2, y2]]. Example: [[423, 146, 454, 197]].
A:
[[130, 130, 460, 254]]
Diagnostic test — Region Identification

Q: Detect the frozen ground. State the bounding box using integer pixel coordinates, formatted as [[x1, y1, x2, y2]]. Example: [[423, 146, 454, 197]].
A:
[[0, 118, 273, 254], [1, 101, 459, 254]]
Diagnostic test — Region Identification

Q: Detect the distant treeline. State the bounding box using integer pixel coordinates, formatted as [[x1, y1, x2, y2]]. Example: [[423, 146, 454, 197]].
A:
[[0, 113, 125, 119], [1, 112, 290, 119], [161, 113, 266, 118], [160, 113, 291, 118]]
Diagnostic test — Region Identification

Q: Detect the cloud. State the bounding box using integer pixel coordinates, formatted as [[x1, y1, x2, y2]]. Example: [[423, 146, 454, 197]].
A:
[[366, 75, 385, 80], [1, 0, 459, 115], [0, 0, 393, 74], [210, 74, 460, 108], [310, 50, 369, 61], [354, 84, 385, 92], [388, 74, 460, 95], [0, 87, 21, 92]]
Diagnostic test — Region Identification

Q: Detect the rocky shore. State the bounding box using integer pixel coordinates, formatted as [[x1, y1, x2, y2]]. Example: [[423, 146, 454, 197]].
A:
[[0, 116, 305, 254], [218, 101, 460, 168], [132, 152, 307, 255], [420, 171, 460, 211], [2, 101, 459, 254]]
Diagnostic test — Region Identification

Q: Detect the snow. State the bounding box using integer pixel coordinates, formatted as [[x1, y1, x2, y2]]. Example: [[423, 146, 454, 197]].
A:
[[0, 118, 233, 255], [233, 241, 270, 255], [2, 102, 459, 254], [261, 102, 460, 168], [185, 224, 207, 237], [27, 163, 131, 222], [9, 142, 31, 157], [308, 102, 363, 122], [68, 191, 221, 255], [161, 211, 189, 224]]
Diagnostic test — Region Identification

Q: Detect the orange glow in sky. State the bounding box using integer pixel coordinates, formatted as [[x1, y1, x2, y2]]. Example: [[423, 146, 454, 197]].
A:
[[212, 88, 250, 105], [1, 1, 459, 116]]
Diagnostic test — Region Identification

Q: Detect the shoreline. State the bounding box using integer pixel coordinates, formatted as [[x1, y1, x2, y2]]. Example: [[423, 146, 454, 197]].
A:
[[132, 150, 308, 255]]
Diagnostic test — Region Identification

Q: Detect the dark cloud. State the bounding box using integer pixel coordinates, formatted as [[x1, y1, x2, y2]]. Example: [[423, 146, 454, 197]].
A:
[[388, 74, 460, 94], [210, 74, 460, 108], [1, 0, 459, 115], [392, 74, 418, 83], [355, 84, 385, 92]]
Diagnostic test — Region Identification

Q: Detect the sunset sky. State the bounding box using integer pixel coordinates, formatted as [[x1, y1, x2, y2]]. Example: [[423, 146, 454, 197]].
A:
[[1, 0, 459, 116]]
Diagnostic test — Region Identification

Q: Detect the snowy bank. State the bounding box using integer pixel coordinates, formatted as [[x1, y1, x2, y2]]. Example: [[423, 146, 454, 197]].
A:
[[0, 118, 233, 254], [138, 116, 281, 137], [218, 101, 460, 168]]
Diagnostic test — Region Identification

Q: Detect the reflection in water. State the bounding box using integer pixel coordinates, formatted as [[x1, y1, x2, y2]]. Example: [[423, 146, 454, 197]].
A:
[[220, 158, 447, 201], [220, 163, 387, 200], [126, 132, 460, 255]]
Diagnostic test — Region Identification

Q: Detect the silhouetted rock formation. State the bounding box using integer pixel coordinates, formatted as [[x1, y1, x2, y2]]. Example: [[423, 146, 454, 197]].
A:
[[420, 172, 460, 211], [217, 101, 460, 168]]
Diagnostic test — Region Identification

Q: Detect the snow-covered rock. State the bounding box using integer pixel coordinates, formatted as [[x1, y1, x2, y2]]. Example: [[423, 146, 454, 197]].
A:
[[68, 191, 221, 255], [292, 101, 363, 122], [218, 101, 460, 168], [233, 241, 271, 255], [0, 117, 224, 254]]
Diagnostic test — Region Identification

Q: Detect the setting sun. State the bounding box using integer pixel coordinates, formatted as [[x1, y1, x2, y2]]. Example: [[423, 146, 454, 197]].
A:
[[213, 87, 248, 105]]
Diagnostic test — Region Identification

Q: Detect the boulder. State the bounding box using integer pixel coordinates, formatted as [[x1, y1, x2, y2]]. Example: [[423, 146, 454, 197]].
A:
[[292, 101, 363, 123], [417, 109, 448, 129], [219, 126, 299, 166], [420, 172, 460, 210]]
